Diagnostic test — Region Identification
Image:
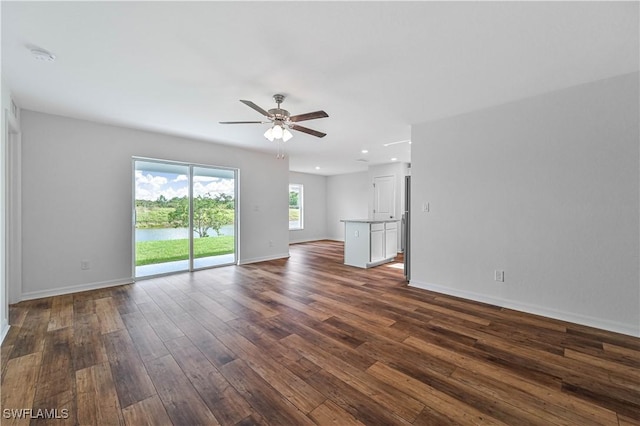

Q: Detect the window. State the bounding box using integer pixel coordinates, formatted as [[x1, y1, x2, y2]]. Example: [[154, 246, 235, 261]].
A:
[[289, 184, 303, 230]]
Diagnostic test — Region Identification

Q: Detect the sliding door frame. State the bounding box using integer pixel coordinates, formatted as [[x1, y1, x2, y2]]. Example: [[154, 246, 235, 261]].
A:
[[132, 157, 239, 279]]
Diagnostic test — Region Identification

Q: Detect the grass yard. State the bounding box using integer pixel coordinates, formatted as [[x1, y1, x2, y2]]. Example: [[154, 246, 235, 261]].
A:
[[136, 236, 234, 266]]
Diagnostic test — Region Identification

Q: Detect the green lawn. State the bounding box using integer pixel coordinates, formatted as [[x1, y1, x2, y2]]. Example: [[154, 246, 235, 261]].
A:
[[136, 236, 234, 266], [289, 208, 300, 221]]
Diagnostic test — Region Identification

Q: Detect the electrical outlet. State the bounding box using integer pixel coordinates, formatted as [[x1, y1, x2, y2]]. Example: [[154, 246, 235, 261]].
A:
[[494, 270, 504, 282], [422, 202, 429, 212], [81, 260, 91, 270], [268, 240, 273, 247]]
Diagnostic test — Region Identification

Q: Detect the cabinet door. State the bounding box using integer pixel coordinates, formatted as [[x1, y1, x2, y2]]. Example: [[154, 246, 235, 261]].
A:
[[385, 227, 398, 258], [370, 230, 384, 262]]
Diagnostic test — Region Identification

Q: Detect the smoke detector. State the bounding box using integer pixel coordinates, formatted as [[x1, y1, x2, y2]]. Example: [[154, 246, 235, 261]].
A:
[[30, 48, 56, 62]]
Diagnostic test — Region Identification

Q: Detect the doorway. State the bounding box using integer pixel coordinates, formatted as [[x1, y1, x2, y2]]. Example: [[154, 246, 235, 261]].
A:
[[133, 159, 237, 278]]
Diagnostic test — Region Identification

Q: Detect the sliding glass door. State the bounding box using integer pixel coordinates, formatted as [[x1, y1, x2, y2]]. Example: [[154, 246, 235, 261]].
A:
[[134, 159, 237, 278], [192, 166, 236, 269]]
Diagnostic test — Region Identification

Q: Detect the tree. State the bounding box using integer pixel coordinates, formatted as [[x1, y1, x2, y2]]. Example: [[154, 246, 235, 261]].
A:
[[289, 190, 299, 207], [167, 193, 235, 237], [156, 194, 168, 206]]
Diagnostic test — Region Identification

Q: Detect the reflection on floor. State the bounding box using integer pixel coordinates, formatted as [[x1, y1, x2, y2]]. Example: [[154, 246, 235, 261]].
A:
[[135, 253, 236, 278], [387, 262, 404, 270]]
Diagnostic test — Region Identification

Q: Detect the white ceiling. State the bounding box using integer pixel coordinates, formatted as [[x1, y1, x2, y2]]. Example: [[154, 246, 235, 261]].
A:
[[2, 1, 638, 175]]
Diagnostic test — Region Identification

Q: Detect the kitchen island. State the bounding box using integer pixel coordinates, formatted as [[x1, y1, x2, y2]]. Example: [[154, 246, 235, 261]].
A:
[[340, 219, 400, 268]]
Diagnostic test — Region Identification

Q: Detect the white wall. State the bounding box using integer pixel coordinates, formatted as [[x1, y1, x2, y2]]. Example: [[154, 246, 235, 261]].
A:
[[19, 110, 289, 300], [326, 171, 369, 241], [411, 72, 640, 336], [289, 172, 328, 243]]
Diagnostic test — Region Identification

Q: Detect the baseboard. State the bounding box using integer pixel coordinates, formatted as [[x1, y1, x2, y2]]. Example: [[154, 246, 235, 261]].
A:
[[409, 280, 639, 338], [289, 237, 331, 244], [238, 252, 290, 265], [1, 322, 9, 344], [20, 277, 134, 302]]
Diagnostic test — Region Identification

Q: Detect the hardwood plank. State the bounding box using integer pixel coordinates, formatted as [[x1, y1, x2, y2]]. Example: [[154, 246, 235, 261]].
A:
[[109, 285, 140, 315], [220, 359, 315, 425], [121, 396, 172, 426], [94, 297, 126, 334], [72, 313, 108, 371], [366, 361, 506, 426], [185, 290, 238, 322], [136, 302, 185, 342], [9, 299, 51, 359], [47, 294, 74, 331], [145, 354, 220, 425], [309, 293, 396, 328], [308, 400, 366, 426], [260, 289, 331, 321], [305, 368, 413, 425], [31, 327, 76, 426], [403, 336, 620, 425], [163, 336, 252, 425], [76, 362, 123, 425], [170, 312, 236, 367], [220, 288, 281, 318], [281, 333, 425, 422], [120, 311, 169, 363], [564, 348, 640, 385], [102, 329, 156, 409], [217, 330, 326, 414], [1, 352, 42, 426]]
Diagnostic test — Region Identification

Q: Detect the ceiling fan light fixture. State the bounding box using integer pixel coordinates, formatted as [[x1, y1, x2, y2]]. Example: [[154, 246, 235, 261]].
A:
[[272, 124, 284, 139], [282, 128, 293, 142], [264, 127, 275, 141]]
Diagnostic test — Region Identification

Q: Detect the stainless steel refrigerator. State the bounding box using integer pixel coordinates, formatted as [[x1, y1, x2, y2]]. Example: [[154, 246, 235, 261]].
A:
[[402, 175, 411, 281]]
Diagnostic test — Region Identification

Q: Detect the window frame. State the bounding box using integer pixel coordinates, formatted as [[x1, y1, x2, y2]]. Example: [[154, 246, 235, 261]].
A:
[[289, 183, 304, 231]]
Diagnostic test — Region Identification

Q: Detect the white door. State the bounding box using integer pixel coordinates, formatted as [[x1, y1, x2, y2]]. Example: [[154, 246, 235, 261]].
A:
[[373, 175, 395, 220]]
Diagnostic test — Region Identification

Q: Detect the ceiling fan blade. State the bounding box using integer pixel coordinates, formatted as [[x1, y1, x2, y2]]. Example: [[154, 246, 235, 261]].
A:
[[219, 121, 269, 124], [239, 100, 271, 118], [290, 124, 326, 138], [289, 110, 329, 122]]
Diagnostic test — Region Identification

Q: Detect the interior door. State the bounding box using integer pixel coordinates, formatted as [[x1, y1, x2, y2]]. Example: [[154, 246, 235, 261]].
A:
[[373, 175, 395, 220]]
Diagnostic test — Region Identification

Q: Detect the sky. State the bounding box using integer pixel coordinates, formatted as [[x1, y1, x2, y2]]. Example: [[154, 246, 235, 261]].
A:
[[135, 171, 235, 201]]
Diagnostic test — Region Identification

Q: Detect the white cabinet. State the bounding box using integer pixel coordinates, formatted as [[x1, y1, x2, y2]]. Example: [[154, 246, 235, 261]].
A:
[[385, 221, 398, 259], [342, 220, 399, 268], [370, 223, 385, 263]]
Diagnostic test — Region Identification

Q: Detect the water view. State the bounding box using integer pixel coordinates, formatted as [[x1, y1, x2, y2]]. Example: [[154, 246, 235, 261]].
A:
[[135, 225, 235, 241]]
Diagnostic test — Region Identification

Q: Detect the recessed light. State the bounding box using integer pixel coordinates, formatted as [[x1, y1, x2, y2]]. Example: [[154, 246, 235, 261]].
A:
[[315, 166, 320, 170], [391, 157, 398, 161], [30, 47, 56, 62], [361, 149, 368, 154]]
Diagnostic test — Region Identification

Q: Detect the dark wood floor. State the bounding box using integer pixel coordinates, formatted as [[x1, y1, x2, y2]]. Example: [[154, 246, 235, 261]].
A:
[[2, 241, 639, 425]]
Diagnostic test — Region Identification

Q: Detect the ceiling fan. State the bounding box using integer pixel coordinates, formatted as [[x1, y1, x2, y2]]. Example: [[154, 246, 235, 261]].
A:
[[220, 94, 328, 141]]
